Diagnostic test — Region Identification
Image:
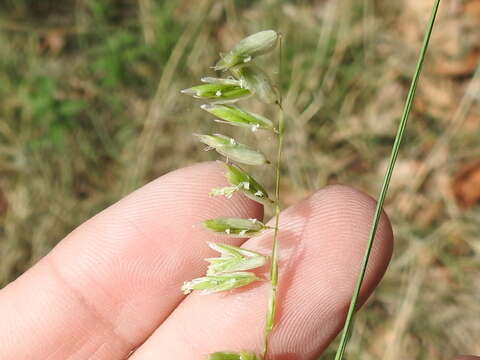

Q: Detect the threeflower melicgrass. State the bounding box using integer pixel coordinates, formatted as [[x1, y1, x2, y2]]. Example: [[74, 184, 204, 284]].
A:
[[181, 30, 283, 360], [180, 0, 441, 356]]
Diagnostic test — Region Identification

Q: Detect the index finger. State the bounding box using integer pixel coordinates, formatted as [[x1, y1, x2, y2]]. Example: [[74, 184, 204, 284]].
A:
[[0, 162, 262, 359]]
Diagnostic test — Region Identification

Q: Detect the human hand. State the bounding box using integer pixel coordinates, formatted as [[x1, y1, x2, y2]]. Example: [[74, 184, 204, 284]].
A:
[[0, 162, 474, 359]]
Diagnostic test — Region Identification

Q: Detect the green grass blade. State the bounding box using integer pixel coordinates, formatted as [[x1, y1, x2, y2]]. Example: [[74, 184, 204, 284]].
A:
[[333, 1, 442, 359]]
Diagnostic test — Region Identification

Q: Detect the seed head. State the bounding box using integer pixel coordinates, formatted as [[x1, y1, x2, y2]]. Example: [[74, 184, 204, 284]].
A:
[[222, 163, 273, 205], [206, 242, 267, 275], [195, 134, 269, 166], [203, 217, 266, 237], [201, 104, 274, 131], [181, 272, 260, 294], [181, 83, 250, 103], [208, 163, 273, 204], [230, 64, 278, 104], [214, 30, 278, 71]]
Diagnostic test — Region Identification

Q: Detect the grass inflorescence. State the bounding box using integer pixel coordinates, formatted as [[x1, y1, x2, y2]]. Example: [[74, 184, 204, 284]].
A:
[[181, 30, 284, 359]]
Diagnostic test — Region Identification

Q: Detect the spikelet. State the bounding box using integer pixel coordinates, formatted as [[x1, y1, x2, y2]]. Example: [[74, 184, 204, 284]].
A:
[[214, 30, 278, 71]]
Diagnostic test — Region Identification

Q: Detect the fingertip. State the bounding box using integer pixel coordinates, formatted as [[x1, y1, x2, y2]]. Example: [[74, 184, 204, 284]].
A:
[[312, 184, 393, 245], [267, 184, 394, 355], [311, 184, 394, 265]]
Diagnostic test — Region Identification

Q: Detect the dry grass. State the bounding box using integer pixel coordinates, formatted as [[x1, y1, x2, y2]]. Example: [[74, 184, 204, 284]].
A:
[[0, 0, 479, 358]]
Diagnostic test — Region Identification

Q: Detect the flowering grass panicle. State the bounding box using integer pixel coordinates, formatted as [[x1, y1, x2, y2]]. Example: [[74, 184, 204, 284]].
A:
[[181, 29, 283, 360]]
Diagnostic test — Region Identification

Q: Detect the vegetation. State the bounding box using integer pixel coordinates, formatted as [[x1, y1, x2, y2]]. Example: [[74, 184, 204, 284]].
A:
[[0, 0, 479, 359]]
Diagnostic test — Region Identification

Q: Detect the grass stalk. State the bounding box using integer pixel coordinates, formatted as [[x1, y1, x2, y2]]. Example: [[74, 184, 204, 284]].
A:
[[333, 1, 441, 359], [263, 35, 285, 359]]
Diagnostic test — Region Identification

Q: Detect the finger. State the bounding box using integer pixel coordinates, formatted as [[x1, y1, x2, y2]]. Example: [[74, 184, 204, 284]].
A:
[[455, 356, 480, 360], [131, 185, 393, 359], [0, 162, 262, 360]]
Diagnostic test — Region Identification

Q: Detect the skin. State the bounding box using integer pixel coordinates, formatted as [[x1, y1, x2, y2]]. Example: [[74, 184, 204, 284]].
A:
[[0, 162, 476, 359]]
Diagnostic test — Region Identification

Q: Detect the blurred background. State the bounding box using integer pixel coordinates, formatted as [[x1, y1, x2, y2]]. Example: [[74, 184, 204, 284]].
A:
[[0, 0, 479, 358]]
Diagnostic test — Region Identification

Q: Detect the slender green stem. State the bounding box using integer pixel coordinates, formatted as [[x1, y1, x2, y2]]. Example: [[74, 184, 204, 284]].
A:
[[263, 35, 284, 360], [333, 1, 441, 359]]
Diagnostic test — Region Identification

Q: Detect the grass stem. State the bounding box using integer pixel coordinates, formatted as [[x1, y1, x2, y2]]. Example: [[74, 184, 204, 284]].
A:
[[263, 35, 285, 360], [333, 1, 441, 359]]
